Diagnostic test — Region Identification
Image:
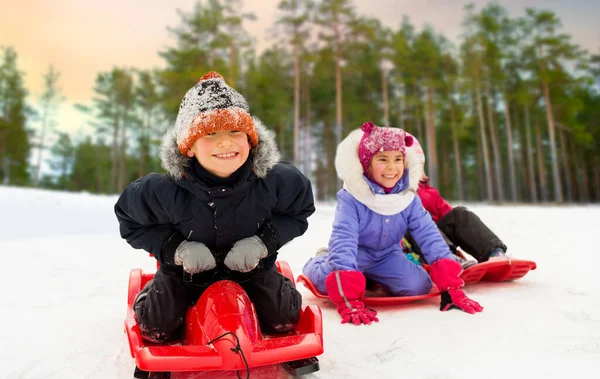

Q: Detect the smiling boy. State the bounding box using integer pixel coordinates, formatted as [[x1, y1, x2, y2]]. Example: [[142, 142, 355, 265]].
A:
[[115, 71, 315, 343]]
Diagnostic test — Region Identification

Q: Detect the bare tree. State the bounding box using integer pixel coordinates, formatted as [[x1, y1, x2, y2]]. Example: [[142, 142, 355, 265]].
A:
[[34, 65, 63, 187]]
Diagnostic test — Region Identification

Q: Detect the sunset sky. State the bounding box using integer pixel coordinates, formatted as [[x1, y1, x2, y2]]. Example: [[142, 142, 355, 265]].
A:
[[1, 0, 598, 137]]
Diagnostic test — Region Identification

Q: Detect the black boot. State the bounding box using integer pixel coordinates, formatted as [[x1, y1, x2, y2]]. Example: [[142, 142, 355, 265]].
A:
[[133, 282, 151, 313]]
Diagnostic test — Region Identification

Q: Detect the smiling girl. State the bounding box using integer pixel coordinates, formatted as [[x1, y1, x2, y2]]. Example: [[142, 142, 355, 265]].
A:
[[302, 122, 482, 326]]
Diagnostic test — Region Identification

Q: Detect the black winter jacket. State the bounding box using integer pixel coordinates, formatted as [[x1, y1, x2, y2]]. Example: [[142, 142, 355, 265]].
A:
[[115, 118, 315, 282]]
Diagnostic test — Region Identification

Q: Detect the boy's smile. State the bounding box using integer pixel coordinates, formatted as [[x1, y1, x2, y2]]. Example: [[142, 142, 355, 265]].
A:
[[214, 152, 239, 159]]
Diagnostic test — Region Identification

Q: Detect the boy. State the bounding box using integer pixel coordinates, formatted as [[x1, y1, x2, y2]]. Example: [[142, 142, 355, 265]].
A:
[[115, 71, 315, 343]]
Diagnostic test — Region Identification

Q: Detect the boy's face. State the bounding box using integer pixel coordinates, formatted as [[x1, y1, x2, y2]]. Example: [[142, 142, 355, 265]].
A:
[[369, 150, 405, 188], [187, 130, 251, 178]]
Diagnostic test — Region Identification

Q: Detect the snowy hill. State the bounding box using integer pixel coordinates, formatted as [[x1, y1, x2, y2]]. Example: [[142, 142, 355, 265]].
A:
[[1, 186, 598, 379]]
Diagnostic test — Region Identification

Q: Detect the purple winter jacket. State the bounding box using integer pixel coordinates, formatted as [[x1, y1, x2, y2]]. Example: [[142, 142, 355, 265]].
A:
[[328, 174, 452, 271]]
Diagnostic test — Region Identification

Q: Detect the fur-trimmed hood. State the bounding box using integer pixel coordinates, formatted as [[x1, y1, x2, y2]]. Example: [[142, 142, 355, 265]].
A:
[[335, 128, 424, 215], [159, 116, 280, 180]]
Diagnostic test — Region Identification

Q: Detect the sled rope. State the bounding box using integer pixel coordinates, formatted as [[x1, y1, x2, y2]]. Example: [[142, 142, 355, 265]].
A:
[[206, 332, 250, 379]]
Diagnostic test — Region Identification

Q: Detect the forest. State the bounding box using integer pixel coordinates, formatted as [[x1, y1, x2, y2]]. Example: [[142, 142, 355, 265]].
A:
[[1, 0, 598, 202]]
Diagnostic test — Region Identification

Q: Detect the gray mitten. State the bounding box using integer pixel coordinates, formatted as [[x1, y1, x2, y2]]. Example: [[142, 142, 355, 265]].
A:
[[174, 240, 217, 274], [224, 236, 268, 272]]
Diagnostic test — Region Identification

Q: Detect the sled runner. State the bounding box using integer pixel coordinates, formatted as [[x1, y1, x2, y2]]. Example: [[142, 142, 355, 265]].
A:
[[460, 256, 537, 284], [125, 261, 323, 379], [401, 238, 537, 285]]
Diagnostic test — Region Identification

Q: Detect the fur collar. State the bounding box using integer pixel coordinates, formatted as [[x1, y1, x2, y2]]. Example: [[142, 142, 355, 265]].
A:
[[159, 116, 280, 180], [335, 129, 424, 215]]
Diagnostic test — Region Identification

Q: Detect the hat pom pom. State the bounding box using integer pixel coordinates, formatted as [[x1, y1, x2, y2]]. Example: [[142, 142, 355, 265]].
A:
[[361, 121, 375, 134], [404, 134, 414, 147], [199, 71, 224, 82]]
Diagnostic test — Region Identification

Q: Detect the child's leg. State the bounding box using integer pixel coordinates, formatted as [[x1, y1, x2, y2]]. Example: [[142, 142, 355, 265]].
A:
[[134, 269, 190, 343], [439, 229, 458, 255], [302, 251, 333, 294], [437, 206, 507, 262], [242, 265, 302, 333], [406, 230, 457, 256], [361, 247, 433, 296]]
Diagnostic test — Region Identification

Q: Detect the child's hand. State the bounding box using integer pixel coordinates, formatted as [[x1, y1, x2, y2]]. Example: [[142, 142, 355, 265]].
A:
[[336, 300, 379, 326], [224, 236, 268, 272], [325, 270, 379, 326], [174, 240, 217, 274], [440, 289, 483, 314], [429, 257, 483, 314]]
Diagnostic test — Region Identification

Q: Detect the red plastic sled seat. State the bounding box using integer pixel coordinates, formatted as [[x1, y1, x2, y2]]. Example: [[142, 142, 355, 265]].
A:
[[296, 274, 440, 306], [460, 257, 537, 284], [125, 261, 323, 377]]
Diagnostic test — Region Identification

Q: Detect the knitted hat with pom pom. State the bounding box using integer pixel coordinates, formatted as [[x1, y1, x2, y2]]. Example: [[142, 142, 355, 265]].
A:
[[357, 122, 413, 174], [173, 71, 258, 155]]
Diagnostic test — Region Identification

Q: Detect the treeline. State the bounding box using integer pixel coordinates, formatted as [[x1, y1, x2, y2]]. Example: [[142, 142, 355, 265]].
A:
[[1, 0, 598, 202]]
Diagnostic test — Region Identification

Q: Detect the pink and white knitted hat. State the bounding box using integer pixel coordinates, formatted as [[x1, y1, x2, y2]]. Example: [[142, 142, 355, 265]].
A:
[[357, 122, 414, 174]]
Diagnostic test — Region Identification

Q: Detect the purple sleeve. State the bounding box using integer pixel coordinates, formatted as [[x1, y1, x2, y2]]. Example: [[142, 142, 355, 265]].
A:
[[406, 196, 453, 264], [328, 190, 361, 271]]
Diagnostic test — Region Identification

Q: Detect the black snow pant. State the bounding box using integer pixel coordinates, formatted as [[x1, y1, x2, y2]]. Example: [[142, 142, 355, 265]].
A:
[[134, 264, 302, 343], [407, 206, 506, 263]]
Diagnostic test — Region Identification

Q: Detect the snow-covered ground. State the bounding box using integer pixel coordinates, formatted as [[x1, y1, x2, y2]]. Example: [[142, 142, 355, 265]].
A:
[[1, 185, 599, 379]]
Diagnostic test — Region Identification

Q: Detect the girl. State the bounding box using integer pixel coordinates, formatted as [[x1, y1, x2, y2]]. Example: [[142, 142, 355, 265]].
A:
[[303, 122, 482, 326]]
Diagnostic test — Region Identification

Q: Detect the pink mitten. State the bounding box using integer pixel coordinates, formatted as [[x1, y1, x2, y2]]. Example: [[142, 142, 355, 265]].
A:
[[325, 271, 379, 325], [429, 258, 483, 314]]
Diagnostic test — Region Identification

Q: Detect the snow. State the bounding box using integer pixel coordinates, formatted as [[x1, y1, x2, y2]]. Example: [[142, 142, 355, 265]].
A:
[[1, 185, 599, 379]]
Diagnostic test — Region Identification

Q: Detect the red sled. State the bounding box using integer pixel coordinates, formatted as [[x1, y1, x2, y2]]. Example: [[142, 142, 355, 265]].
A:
[[460, 257, 537, 284], [125, 261, 323, 378], [296, 274, 440, 306]]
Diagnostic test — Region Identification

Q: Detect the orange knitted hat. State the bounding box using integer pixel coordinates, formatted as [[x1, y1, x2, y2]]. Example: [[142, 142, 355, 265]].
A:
[[174, 71, 258, 154]]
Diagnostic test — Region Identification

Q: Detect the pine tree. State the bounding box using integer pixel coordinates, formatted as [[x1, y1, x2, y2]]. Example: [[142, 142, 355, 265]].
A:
[[34, 65, 63, 187], [0, 46, 30, 185]]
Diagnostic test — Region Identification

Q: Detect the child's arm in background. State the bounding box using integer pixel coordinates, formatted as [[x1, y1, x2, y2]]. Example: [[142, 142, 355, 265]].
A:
[[432, 185, 453, 219]]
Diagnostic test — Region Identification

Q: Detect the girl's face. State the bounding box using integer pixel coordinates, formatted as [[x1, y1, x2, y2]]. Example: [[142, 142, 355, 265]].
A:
[[187, 130, 250, 178], [369, 150, 405, 188]]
